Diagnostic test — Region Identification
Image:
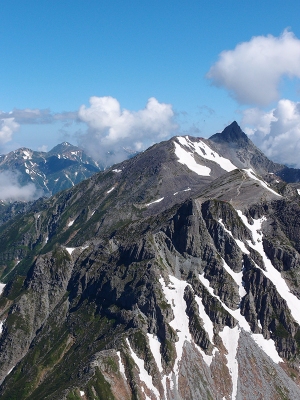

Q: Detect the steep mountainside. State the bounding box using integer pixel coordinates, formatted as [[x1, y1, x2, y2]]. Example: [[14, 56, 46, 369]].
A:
[[0, 142, 100, 198], [210, 121, 300, 183], [1, 123, 300, 399]]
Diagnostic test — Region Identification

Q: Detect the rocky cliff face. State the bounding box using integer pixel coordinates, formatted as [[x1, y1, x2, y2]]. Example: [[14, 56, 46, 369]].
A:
[[1, 123, 300, 399]]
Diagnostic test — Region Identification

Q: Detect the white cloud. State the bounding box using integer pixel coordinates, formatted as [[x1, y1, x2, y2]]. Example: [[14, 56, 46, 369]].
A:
[[207, 30, 300, 105], [0, 108, 77, 125], [241, 99, 300, 166], [0, 118, 20, 146], [0, 171, 43, 202], [37, 145, 48, 152], [77, 96, 177, 165]]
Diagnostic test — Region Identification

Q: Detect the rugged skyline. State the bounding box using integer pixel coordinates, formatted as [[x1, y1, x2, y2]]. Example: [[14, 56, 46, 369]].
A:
[[1, 122, 300, 398]]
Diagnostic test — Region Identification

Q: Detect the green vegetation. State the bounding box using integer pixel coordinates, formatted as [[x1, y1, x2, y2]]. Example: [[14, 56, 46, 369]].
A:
[[85, 368, 115, 400]]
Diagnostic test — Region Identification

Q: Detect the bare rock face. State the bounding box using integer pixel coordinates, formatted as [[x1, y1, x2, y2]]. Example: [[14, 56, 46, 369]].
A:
[[1, 123, 300, 399]]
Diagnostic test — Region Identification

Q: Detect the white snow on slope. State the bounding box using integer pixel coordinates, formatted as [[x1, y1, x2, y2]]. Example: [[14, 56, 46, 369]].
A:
[[147, 333, 163, 373], [218, 218, 249, 255], [112, 169, 122, 173], [146, 197, 164, 207], [159, 276, 215, 375], [174, 136, 237, 176], [64, 173, 75, 186], [0, 283, 6, 295], [6, 366, 14, 376], [66, 247, 76, 255], [198, 273, 282, 363], [68, 220, 74, 227], [107, 186, 115, 194], [221, 258, 246, 298], [65, 245, 89, 255], [297, 189, 300, 196], [22, 150, 31, 159], [243, 169, 281, 197], [236, 210, 300, 326], [159, 276, 193, 377], [79, 390, 85, 397], [117, 351, 126, 376], [174, 141, 211, 176], [0, 319, 5, 335], [126, 338, 160, 399], [173, 187, 191, 196], [219, 326, 240, 400], [194, 296, 214, 343]]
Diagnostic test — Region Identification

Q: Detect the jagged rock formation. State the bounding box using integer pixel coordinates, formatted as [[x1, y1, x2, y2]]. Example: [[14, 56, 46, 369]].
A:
[[0, 123, 300, 399]]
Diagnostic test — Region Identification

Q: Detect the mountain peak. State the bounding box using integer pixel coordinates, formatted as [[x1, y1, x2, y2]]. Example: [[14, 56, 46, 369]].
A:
[[209, 121, 249, 145]]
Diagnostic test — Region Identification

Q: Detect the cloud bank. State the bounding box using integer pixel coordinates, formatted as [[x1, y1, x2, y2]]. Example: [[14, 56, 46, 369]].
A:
[[0, 118, 20, 146], [77, 96, 177, 165], [242, 99, 300, 167], [0, 171, 44, 202], [207, 30, 300, 105]]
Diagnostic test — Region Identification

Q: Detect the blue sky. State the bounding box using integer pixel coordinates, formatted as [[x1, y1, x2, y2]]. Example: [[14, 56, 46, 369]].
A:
[[2, 1, 300, 165]]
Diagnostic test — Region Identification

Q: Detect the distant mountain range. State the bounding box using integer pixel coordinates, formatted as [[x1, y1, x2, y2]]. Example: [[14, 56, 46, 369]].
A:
[[1, 122, 300, 399], [0, 142, 100, 197]]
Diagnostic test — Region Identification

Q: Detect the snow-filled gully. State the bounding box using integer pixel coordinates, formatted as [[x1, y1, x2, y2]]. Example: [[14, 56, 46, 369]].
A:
[[155, 210, 288, 399], [235, 211, 300, 326], [128, 211, 293, 399]]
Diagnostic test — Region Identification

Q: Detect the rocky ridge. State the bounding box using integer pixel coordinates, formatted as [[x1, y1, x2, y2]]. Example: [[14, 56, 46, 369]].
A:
[[0, 123, 300, 399]]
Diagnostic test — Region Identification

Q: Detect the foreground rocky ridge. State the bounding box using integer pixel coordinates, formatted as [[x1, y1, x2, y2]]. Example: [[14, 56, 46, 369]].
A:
[[0, 123, 300, 399]]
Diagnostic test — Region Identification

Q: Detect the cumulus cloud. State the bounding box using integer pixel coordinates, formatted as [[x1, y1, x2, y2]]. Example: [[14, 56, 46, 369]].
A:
[[207, 30, 300, 105], [241, 99, 300, 166], [0, 171, 44, 202], [0, 118, 20, 146], [77, 96, 177, 165]]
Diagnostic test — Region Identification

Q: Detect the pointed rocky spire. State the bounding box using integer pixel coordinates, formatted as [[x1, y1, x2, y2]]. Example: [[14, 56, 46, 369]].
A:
[[209, 121, 249, 145]]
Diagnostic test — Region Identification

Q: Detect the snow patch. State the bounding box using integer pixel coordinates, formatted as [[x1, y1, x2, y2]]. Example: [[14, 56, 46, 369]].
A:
[[236, 210, 300, 326], [0, 283, 6, 295], [175, 136, 237, 174], [198, 272, 282, 363], [297, 189, 300, 196], [243, 169, 281, 197], [126, 338, 160, 399], [64, 173, 74, 186], [194, 296, 214, 343], [117, 351, 126, 376], [22, 150, 31, 159], [221, 258, 246, 298], [146, 197, 164, 207], [219, 326, 240, 400], [218, 218, 249, 254], [0, 319, 5, 335], [79, 390, 85, 397], [112, 169, 122, 173], [66, 247, 75, 255], [107, 186, 115, 194], [147, 333, 163, 373], [160, 276, 214, 371], [68, 220, 74, 227], [174, 141, 211, 176]]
